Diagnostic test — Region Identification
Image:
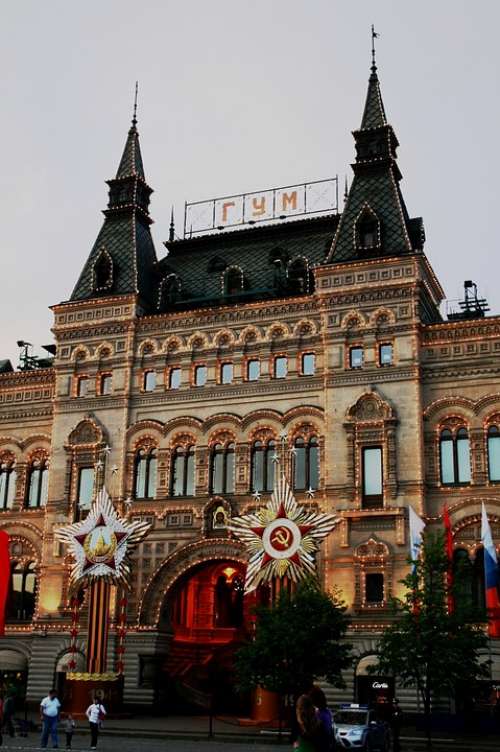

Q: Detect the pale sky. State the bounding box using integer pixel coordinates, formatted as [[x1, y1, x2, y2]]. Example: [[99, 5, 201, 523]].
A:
[[1, 0, 499, 366]]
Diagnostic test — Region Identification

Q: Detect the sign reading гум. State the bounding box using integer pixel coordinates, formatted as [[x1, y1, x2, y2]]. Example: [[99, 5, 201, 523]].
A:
[[184, 177, 338, 236]]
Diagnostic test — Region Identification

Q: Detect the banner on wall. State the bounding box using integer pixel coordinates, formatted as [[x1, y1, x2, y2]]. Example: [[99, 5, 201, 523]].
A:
[[0, 530, 10, 636]]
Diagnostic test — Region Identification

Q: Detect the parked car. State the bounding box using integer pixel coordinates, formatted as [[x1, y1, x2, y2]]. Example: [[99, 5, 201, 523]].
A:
[[334, 703, 391, 752]]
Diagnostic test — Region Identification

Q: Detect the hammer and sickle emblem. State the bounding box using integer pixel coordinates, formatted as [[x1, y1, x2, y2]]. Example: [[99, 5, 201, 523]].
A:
[[272, 527, 291, 548]]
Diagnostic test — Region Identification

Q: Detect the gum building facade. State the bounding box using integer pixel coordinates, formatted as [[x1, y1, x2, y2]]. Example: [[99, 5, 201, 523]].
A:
[[1, 60, 500, 712]]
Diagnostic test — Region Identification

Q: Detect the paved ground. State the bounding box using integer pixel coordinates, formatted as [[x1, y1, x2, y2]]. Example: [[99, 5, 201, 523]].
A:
[[2, 732, 500, 752]]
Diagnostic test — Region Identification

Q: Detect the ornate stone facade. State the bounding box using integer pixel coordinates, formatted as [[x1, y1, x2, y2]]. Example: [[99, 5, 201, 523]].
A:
[[1, 61, 499, 711]]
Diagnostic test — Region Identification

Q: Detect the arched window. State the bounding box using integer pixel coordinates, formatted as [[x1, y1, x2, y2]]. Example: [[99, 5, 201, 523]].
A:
[[134, 447, 157, 499], [488, 426, 500, 482], [0, 462, 16, 510], [158, 274, 181, 310], [293, 437, 319, 491], [440, 427, 471, 485], [93, 250, 113, 292], [26, 458, 49, 508], [223, 267, 243, 296], [210, 442, 235, 494], [251, 440, 276, 493], [287, 258, 309, 294], [7, 561, 36, 622], [170, 445, 195, 497], [356, 207, 381, 252]]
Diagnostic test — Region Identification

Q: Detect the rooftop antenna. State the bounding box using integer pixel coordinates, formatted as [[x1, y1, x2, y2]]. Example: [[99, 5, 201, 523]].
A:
[[132, 81, 138, 127], [447, 280, 490, 321], [371, 24, 379, 73], [169, 206, 175, 242], [343, 175, 349, 204]]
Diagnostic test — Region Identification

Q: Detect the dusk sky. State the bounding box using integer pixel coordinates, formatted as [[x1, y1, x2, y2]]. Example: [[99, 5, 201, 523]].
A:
[[1, 1, 499, 366]]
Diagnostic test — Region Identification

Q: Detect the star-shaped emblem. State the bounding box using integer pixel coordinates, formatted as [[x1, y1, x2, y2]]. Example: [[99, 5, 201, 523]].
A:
[[229, 474, 338, 592], [56, 488, 151, 586]]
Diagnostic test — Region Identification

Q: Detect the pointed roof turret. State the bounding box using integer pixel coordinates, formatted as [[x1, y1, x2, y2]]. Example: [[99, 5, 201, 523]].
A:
[[115, 122, 145, 179], [326, 43, 425, 264], [115, 84, 145, 179], [69, 98, 158, 306]]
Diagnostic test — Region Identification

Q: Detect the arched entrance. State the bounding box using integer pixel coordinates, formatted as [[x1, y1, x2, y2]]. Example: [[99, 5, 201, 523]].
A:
[[162, 559, 253, 713]]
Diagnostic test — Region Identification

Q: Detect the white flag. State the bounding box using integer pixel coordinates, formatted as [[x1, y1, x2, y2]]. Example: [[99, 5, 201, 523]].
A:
[[409, 505, 426, 566]]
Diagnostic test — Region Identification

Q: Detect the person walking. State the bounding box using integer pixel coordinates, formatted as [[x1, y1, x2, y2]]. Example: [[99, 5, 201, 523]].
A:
[[2, 692, 15, 739], [390, 699, 402, 752], [85, 698, 106, 750], [309, 686, 335, 752], [294, 694, 324, 752], [40, 689, 61, 748], [64, 715, 76, 749]]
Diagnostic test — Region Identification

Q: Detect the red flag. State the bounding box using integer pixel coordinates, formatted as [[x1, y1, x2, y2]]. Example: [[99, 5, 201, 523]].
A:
[[443, 505, 454, 613], [0, 530, 10, 636]]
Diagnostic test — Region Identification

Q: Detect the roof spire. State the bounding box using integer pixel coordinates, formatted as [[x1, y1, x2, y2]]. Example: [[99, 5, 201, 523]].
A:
[[169, 206, 175, 242], [371, 24, 379, 73], [132, 81, 138, 127], [360, 26, 386, 130]]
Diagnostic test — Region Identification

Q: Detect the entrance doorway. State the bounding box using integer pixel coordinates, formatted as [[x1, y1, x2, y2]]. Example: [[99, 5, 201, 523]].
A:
[[163, 559, 255, 713], [355, 655, 394, 719]]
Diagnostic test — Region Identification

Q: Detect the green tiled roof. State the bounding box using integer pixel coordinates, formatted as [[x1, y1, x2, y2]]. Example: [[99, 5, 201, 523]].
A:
[[360, 68, 387, 130], [116, 124, 145, 179], [158, 215, 339, 307]]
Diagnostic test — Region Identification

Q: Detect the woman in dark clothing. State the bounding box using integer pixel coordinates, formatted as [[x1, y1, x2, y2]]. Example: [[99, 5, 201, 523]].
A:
[[295, 694, 325, 752], [309, 686, 335, 752]]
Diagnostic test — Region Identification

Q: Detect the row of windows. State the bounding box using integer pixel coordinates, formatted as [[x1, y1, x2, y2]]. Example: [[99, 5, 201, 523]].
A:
[[132, 437, 321, 501], [142, 353, 316, 392], [74, 346, 394, 397], [0, 460, 49, 510], [76, 373, 112, 397], [349, 343, 393, 368], [4, 426, 500, 514], [439, 425, 500, 485]]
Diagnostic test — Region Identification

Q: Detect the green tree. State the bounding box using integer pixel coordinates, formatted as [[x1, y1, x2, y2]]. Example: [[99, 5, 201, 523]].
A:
[[373, 532, 489, 744], [235, 578, 352, 702]]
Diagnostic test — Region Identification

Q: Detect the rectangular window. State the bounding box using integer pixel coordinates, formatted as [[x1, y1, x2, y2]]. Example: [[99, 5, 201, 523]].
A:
[[274, 356, 287, 379], [301, 352, 315, 376], [77, 467, 95, 509], [379, 343, 393, 366], [456, 435, 471, 484], [247, 359, 260, 381], [440, 440, 455, 485], [143, 370, 156, 392], [194, 365, 207, 387], [489, 434, 500, 482], [362, 447, 383, 507], [350, 347, 363, 368], [221, 363, 233, 384], [77, 377, 88, 397], [169, 368, 181, 390], [100, 374, 112, 395], [365, 573, 384, 604]]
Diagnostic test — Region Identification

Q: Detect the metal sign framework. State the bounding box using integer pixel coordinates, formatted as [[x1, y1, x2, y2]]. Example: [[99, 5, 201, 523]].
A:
[[183, 177, 338, 237]]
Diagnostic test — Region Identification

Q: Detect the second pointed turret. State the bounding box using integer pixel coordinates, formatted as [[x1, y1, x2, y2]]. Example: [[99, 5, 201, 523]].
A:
[[327, 54, 425, 263]]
